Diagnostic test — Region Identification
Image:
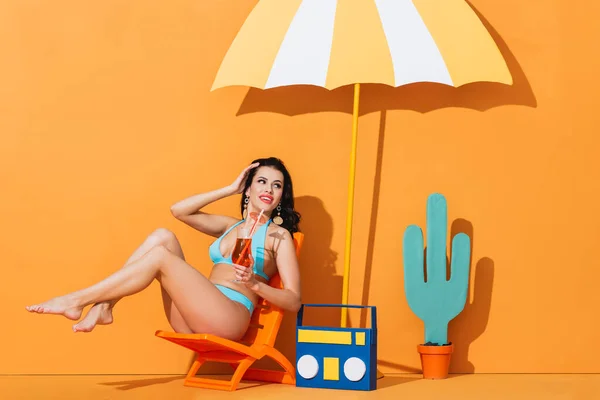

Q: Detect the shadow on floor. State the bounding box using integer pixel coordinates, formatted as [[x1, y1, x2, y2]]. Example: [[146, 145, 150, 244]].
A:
[[376, 375, 420, 390], [99, 373, 420, 392], [99, 375, 184, 390], [377, 359, 422, 374], [100, 374, 284, 392]]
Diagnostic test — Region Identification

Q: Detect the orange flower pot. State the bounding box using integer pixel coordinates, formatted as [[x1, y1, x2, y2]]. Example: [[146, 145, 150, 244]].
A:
[[417, 342, 454, 379]]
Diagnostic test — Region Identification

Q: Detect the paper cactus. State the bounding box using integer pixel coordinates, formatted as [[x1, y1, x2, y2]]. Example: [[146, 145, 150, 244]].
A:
[[403, 193, 471, 345]]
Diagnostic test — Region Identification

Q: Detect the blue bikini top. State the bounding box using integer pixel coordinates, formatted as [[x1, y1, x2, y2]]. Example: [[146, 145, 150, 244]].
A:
[[208, 219, 272, 281]]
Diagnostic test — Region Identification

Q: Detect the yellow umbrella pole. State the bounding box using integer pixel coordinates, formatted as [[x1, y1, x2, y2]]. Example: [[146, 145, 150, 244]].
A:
[[341, 83, 361, 328], [340, 83, 385, 381]]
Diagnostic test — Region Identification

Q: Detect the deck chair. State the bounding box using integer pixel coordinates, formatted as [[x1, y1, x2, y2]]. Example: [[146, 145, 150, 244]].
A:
[[155, 232, 304, 391]]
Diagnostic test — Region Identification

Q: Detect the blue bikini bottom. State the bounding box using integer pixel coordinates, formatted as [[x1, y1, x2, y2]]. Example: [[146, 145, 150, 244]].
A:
[[215, 284, 254, 314]]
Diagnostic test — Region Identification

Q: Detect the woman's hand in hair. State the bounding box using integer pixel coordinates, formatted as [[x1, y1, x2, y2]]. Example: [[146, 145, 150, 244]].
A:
[[228, 162, 259, 195]]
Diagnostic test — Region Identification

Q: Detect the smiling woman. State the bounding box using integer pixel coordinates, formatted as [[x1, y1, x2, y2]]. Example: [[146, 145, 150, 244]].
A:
[[25, 157, 303, 342]]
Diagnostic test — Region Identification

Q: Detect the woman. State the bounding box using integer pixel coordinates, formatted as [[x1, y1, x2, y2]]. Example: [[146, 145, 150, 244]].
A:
[[26, 157, 302, 341]]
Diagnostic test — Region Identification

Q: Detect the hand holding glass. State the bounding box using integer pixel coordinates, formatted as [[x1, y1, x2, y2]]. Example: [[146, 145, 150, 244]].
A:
[[231, 227, 252, 282]]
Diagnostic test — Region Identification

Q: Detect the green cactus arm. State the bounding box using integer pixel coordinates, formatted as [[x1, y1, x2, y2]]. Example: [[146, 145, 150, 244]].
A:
[[426, 194, 448, 283], [447, 232, 471, 320], [403, 225, 424, 284], [403, 225, 426, 316]]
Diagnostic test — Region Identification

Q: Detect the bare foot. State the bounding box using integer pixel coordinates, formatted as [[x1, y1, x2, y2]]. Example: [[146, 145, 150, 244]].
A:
[[25, 296, 83, 321], [72, 303, 114, 333]]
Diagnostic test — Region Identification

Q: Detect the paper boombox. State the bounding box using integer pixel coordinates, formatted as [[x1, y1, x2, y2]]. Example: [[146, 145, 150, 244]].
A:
[[295, 304, 377, 391]]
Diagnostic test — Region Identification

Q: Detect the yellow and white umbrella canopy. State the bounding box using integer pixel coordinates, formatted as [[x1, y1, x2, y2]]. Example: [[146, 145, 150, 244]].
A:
[[212, 0, 511, 328], [212, 0, 512, 90]]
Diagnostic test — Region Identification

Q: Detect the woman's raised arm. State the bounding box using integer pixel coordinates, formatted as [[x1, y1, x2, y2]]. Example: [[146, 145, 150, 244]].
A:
[[170, 162, 259, 237]]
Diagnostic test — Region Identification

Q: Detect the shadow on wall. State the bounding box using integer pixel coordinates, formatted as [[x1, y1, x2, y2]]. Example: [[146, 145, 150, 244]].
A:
[[358, 109, 387, 329], [447, 219, 495, 373], [235, 0, 536, 117]]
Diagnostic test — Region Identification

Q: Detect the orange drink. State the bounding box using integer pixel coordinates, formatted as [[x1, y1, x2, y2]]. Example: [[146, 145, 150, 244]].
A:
[[232, 237, 252, 267]]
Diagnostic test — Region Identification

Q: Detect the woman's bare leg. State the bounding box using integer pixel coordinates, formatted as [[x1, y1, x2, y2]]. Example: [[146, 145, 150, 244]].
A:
[[26, 245, 251, 339], [72, 228, 191, 333]]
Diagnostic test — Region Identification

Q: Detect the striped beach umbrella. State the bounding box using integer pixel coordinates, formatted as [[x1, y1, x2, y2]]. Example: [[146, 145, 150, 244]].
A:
[[211, 0, 512, 327]]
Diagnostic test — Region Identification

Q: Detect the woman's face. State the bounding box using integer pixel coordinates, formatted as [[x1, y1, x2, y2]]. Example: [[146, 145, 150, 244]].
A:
[[246, 166, 284, 216]]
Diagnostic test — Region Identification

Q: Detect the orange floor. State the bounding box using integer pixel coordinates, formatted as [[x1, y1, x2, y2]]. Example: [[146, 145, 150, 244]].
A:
[[1, 374, 598, 399]]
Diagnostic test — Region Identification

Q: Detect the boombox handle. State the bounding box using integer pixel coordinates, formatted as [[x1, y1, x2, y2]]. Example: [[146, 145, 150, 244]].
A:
[[296, 304, 377, 331]]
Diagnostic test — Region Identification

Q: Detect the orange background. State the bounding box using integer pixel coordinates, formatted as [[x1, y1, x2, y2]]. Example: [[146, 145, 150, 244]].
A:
[[2, 0, 599, 374]]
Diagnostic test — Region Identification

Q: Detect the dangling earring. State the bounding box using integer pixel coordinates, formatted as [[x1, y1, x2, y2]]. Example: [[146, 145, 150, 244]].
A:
[[243, 196, 249, 219], [273, 203, 283, 226]]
